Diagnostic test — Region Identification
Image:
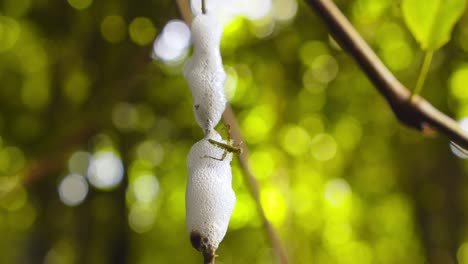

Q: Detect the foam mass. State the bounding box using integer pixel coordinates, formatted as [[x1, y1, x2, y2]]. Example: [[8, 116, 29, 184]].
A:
[[185, 130, 236, 252], [184, 14, 227, 131]]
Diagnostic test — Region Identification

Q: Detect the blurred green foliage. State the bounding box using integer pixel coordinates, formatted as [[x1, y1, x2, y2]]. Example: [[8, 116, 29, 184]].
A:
[[402, 0, 466, 50], [0, 0, 468, 263]]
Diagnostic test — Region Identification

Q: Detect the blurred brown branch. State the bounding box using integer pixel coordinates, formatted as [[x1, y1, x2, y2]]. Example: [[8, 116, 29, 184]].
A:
[[222, 105, 289, 264], [175, 1, 289, 263], [176, 0, 193, 24], [305, 0, 468, 149], [22, 46, 152, 186], [23, 125, 98, 187]]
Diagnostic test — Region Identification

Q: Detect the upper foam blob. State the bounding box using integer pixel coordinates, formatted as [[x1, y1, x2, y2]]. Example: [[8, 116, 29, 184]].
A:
[[183, 14, 227, 132]]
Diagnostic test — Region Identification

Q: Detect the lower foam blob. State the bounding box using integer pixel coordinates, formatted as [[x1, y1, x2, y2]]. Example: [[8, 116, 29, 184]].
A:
[[185, 130, 236, 257]]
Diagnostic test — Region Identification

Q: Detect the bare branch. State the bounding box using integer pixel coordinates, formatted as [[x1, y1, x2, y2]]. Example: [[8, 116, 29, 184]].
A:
[[202, 0, 207, 14], [305, 0, 468, 149], [222, 105, 289, 264], [176, 0, 193, 24], [174, 1, 289, 263], [22, 125, 98, 187]]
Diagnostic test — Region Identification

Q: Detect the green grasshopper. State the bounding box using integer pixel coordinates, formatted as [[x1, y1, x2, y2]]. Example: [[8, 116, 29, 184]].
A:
[[203, 124, 243, 161]]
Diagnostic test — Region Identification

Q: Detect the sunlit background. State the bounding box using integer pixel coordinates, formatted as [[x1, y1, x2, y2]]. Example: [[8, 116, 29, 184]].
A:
[[0, 0, 468, 263]]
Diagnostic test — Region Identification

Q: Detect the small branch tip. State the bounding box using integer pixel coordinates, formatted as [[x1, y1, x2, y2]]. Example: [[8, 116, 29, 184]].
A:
[[202, 0, 207, 14]]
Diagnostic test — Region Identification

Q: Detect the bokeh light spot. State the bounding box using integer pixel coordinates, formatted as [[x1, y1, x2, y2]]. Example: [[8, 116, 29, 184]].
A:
[[63, 69, 90, 105], [303, 70, 326, 94], [133, 174, 159, 203], [242, 105, 276, 143], [17, 44, 49, 74], [280, 125, 310, 156], [261, 186, 287, 225], [0, 147, 25, 174], [136, 140, 165, 166], [251, 18, 275, 39], [458, 243, 468, 264], [450, 65, 468, 101], [58, 174, 88, 207], [112, 102, 139, 131], [68, 151, 91, 176], [352, 0, 391, 23], [272, 0, 298, 21], [0, 185, 27, 211], [300, 115, 325, 136], [129, 17, 157, 46], [325, 178, 351, 207], [334, 116, 362, 150], [100, 15, 126, 43], [381, 41, 413, 71], [44, 240, 75, 264], [300, 41, 329, 66], [162, 20, 191, 51], [224, 65, 238, 100], [129, 203, 156, 233], [153, 19, 190, 62], [87, 151, 124, 189], [67, 0, 92, 10], [251, 150, 275, 181], [376, 22, 413, 72], [0, 16, 21, 52], [311, 133, 337, 161], [244, 0, 272, 20], [310, 54, 339, 83]]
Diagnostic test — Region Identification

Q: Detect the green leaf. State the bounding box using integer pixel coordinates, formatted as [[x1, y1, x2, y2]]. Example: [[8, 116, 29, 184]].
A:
[[402, 0, 466, 50]]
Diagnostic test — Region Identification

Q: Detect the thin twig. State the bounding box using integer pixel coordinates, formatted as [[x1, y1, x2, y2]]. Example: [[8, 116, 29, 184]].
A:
[[174, 1, 289, 263], [305, 0, 468, 149], [176, 0, 193, 24], [411, 50, 433, 100], [202, 0, 207, 14], [223, 105, 289, 264], [451, 142, 468, 156], [203, 253, 215, 264]]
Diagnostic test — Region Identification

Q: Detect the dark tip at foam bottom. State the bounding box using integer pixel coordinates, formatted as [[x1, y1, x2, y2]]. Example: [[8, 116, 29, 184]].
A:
[[190, 231, 216, 264], [190, 231, 202, 250]]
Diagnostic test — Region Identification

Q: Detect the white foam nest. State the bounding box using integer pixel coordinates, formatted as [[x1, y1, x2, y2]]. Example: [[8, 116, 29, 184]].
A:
[[185, 130, 236, 250], [183, 14, 227, 132]]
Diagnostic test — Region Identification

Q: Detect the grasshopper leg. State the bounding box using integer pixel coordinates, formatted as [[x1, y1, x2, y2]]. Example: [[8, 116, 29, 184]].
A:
[[202, 150, 228, 161]]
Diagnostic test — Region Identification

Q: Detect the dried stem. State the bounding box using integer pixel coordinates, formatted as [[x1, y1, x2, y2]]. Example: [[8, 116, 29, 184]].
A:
[[305, 0, 468, 149], [411, 50, 434, 100], [202, 0, 207, 14], [203, 252, 215, 264], [223, 105, 289, 264], [176, 0, 193, 24], [175, 1, 289, 263]]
